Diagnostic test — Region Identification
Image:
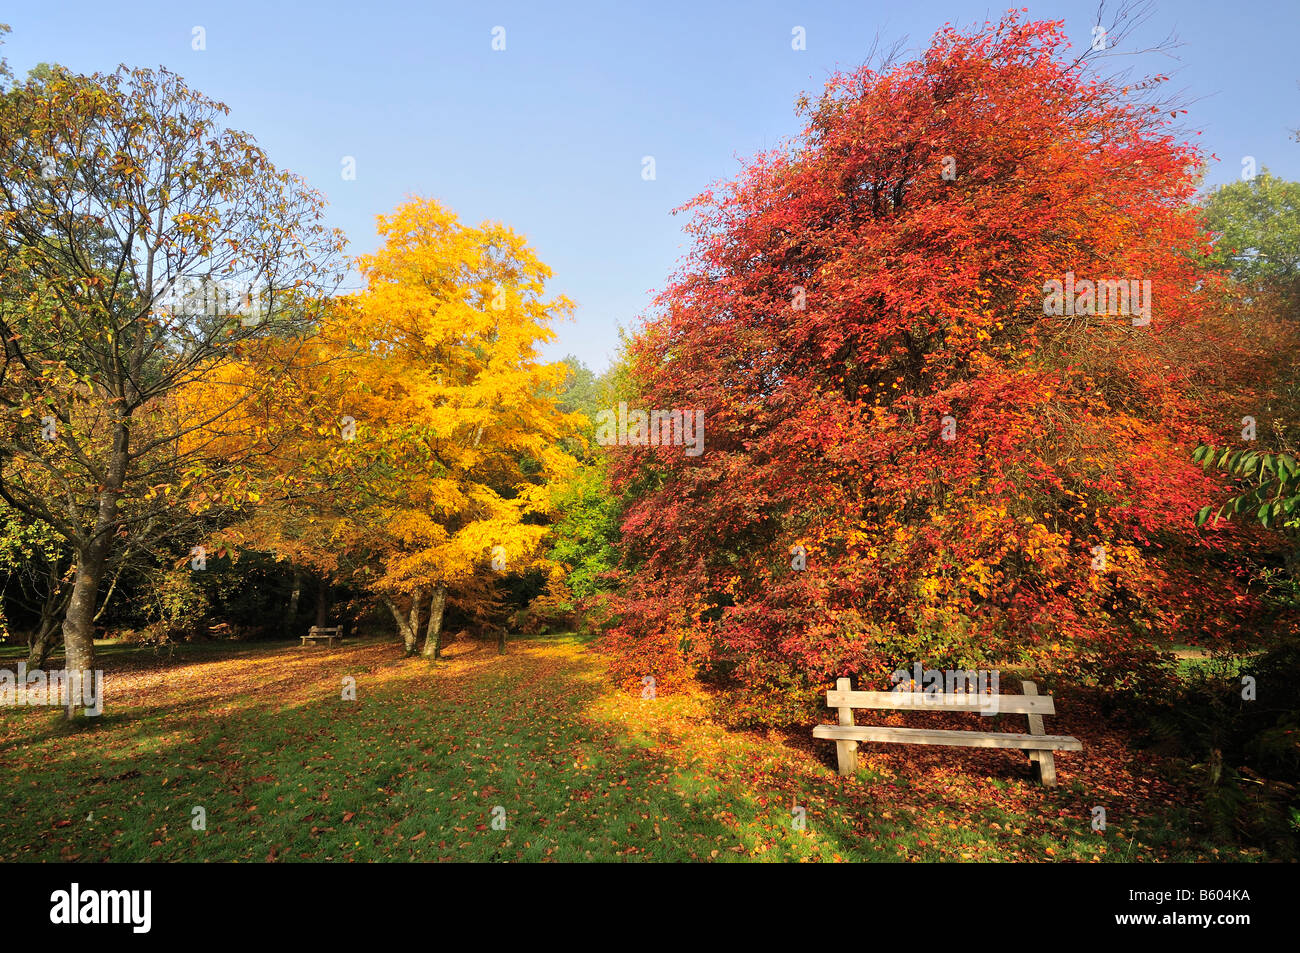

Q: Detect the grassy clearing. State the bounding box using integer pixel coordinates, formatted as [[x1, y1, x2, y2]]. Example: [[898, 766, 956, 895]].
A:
[[0, 634, 1245, 861]]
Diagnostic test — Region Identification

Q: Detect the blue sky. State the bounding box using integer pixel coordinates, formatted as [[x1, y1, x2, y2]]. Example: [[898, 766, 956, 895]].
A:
[[4, 1, 1298, 371]]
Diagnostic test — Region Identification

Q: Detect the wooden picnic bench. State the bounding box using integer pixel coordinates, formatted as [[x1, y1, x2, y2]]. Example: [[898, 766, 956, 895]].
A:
[[812, 677, 1082, 786], [300, 625, 343, 647]]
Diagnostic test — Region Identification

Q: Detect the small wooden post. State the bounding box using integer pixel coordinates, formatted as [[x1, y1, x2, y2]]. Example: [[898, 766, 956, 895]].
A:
[[1022, 680, 1056, 787], [834, 677, 858, 776]]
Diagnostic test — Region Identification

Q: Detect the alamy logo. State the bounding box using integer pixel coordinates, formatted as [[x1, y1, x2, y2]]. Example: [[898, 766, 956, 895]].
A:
[[0, 665, 103, 715], [50, 883, 151, 933], [890, 663, 1001, 714], [1042, 272, 1151, 326], [150, 276, 267, 326], [594, 402, 705, 457]]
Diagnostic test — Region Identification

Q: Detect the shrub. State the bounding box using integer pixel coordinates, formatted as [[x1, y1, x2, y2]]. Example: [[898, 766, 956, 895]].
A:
[[1141, 638, 1300, 858]]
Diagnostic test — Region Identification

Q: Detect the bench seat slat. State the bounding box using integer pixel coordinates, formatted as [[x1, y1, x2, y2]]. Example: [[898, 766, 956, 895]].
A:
[[826, 689, 1055, 715], [812, 724, 1082, 751]]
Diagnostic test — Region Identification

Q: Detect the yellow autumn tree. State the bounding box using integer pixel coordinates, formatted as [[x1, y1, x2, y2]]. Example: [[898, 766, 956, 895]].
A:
[[213, 197, 583, 655]]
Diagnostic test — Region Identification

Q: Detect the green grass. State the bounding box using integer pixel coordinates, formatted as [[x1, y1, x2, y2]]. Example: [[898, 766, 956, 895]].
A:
[[0, 633, 1250, 861]]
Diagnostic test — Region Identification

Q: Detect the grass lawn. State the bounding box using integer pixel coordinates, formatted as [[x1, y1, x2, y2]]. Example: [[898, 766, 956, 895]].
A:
[[0, 633, 1250, 862]]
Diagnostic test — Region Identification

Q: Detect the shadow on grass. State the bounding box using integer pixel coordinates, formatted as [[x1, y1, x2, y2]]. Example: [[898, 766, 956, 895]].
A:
[[0, 635, 888, 861]]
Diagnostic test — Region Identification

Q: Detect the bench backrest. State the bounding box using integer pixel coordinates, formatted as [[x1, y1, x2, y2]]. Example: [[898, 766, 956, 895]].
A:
[[827, 686, 1054, 716]]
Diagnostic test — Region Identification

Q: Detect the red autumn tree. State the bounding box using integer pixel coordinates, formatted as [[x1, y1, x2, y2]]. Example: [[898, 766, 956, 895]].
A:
[[603, 13, 1272, 711]]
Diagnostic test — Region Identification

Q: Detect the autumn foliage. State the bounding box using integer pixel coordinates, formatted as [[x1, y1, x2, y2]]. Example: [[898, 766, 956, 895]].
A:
[[602, 14, 1283, 704], [197, 198, 581, 654]]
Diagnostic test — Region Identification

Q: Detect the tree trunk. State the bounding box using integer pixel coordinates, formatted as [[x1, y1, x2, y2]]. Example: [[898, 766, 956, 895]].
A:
[[285, 568, 304, 637], [421, 585, 447, 658], [27, 561, 70, 667], [498, 628, 507, 655], [27, 617, 62, 668], [314, 575, 329, 628], [408, 587, 423, 650], [340, 599, 356, 640], [382, 595, 418, 655], [60, 417, 130, 696], [62, 548, 108, 683]]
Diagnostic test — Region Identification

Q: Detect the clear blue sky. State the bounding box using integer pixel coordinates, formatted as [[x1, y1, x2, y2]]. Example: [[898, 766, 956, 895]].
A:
[[4, 1, 1297, 371]]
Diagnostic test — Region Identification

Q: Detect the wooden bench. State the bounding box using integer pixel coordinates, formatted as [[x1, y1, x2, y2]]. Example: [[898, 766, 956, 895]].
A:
[[812, 677, 1082, 786], [300, 625, 343, 647]]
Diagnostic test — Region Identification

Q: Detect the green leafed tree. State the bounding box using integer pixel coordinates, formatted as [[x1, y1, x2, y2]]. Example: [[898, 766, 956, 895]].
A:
[[1194, 447, 1300, 533], [1201, 170, 1300, 293], [0, 43, 343, 688]]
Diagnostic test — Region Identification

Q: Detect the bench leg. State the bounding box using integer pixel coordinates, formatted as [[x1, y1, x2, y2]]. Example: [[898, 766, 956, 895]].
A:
[[834, 677, 858, 776], [835, 739, 859, 776], [1035, 750, 1057, 787], [1021, 680, 1058, 787]]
